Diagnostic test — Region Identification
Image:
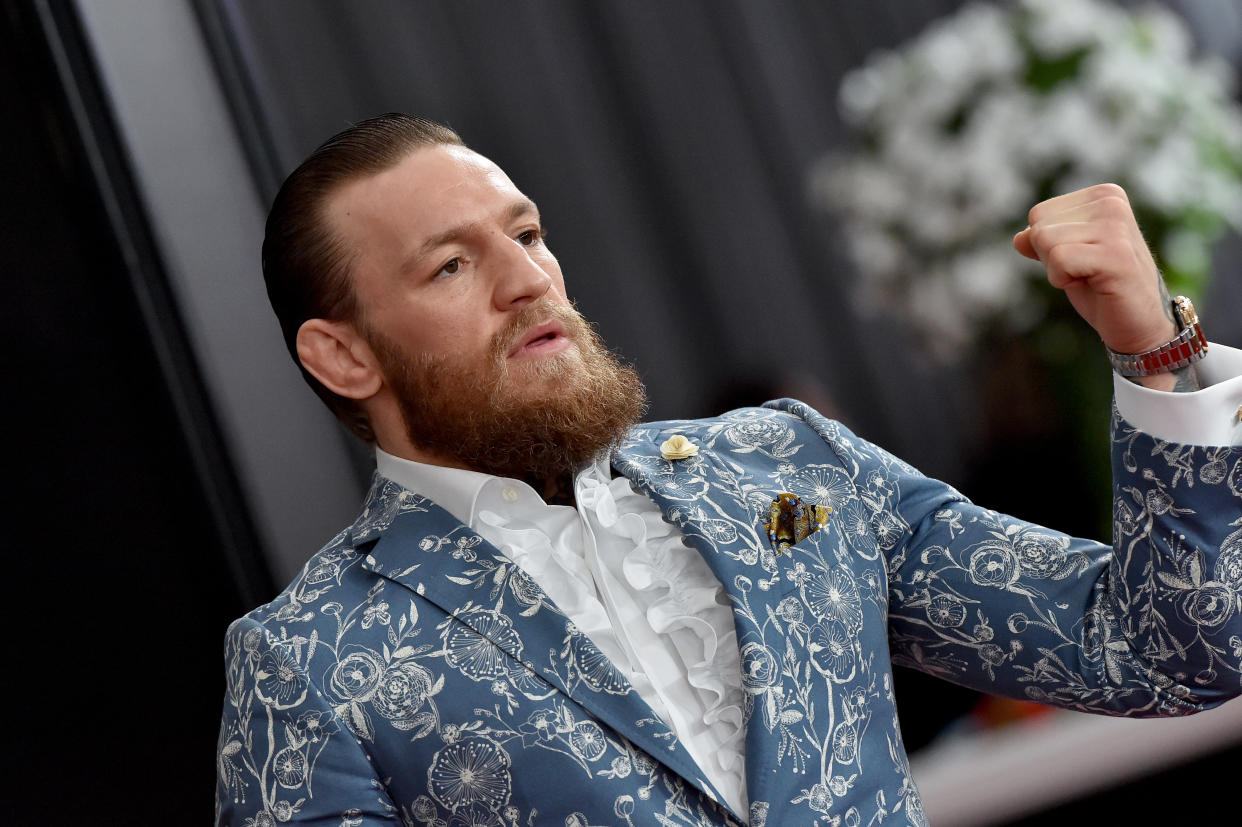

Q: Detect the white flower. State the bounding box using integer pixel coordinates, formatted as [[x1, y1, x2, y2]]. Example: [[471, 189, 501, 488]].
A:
[[1024, 0, 1121, 58], [839, 51, 902, 126], [819, 0, 1241, 361], [953, 4, 1022, 77], [949, 245, 1027, 317], [1141, 4, 1193, 62], [1130, 133, 1199, 211], [1026, 88, 1117, 175]]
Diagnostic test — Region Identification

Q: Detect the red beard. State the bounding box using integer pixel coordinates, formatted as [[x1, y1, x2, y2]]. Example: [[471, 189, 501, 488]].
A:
[[366, 300, 647, 483]]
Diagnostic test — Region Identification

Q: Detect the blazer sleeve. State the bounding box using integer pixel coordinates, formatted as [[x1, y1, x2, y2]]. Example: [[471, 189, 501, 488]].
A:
[[793, 402, 1242, 717], [216, 616, 399, 826]]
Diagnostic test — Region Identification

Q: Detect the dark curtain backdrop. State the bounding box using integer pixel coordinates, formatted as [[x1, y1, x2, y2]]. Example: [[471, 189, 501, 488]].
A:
[[1, 0, 269, 821]]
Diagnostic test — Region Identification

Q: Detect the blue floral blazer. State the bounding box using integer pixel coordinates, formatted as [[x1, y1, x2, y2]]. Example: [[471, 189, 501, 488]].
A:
[[216, 400, 1242, 826]]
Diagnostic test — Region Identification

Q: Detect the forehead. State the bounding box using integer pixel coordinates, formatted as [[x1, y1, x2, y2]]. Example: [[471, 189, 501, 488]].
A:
[[324, 144, 527, 261]]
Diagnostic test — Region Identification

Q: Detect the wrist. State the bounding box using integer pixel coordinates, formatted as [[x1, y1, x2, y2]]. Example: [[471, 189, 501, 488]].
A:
[[1103, 320, 1179, 359], [1105, 296, 1207, 381]]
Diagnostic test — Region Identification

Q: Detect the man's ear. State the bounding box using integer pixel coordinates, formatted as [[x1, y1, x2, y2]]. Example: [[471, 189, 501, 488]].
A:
[[296, 318, 383, 401]]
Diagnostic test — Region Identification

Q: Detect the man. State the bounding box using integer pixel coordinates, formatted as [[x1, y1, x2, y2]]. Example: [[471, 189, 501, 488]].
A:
[[217, 114, 1242, 826]]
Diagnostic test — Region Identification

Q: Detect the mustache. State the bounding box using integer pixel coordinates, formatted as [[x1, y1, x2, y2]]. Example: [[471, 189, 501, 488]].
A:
[[489, 300, 587, 361]]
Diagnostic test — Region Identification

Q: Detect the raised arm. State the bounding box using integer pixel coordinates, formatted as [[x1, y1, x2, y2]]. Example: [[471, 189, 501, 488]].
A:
[[1012, 183, 1201, 393]]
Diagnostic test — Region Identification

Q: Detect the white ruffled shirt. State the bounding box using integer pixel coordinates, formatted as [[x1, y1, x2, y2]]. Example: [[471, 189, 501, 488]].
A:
[[376, 346, 1242, 817]]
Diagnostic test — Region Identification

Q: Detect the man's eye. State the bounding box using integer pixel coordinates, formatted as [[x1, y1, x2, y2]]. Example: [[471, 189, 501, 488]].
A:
[[437, 258, 461, 277], [517, 229, 544, 247]]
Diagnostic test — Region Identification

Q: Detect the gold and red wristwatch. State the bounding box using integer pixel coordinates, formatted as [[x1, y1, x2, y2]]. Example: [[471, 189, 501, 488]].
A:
[[1106, 296, 1207, 377]]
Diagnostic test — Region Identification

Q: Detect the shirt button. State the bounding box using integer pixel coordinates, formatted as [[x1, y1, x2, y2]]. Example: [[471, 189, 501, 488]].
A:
[[502, 486, 520, 503]]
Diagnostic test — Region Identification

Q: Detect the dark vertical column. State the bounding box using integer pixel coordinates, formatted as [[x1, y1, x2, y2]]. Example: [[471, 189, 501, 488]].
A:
[[1, 0, 272, 819]]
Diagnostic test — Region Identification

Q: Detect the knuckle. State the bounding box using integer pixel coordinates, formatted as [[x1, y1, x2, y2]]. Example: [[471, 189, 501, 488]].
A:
[[1105, 218, 1131, 237], [1045, 245, 1071, 269], [1094, 182, 1128, 202], [1098, 199, 1133, 225]]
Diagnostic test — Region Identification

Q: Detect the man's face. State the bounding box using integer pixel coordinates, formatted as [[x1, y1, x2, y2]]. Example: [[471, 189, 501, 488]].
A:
[[324, 144, 644, 479], [326, 144, 573, 393]]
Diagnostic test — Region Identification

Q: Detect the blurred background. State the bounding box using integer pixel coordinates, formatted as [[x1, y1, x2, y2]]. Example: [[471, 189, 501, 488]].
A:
[[4, 0, 1240, 822]]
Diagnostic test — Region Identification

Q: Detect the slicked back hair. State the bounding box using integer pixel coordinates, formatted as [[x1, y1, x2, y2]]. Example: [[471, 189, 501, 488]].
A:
[[262, 113, 464, 441]]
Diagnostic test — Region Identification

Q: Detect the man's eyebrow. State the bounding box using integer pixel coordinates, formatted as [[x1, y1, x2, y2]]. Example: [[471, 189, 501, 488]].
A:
[[408, 198, 541, 265]]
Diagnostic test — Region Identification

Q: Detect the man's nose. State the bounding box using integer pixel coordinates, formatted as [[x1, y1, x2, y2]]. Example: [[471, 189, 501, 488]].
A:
[[491, 235, 552, 311]]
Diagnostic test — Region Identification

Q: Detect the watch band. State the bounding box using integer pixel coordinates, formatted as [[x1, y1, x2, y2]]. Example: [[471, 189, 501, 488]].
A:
[[1105, 295, 1207, 377]]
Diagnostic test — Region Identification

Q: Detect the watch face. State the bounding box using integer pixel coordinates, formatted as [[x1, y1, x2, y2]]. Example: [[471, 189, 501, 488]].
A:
[[1172, 296, 1198, 329]]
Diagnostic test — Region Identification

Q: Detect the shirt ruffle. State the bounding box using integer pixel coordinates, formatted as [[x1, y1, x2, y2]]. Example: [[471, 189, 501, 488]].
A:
[[474, 508, 643, 696], [578, 471, 748, 798]]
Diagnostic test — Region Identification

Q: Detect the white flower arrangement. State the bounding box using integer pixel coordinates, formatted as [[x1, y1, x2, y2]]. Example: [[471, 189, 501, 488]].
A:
[[814, 0, 1242, 360]]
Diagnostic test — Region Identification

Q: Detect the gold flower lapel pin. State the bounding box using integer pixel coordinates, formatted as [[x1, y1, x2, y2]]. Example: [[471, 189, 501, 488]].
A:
[[660, 434, 699, 460], [765, 493, 831, 556]]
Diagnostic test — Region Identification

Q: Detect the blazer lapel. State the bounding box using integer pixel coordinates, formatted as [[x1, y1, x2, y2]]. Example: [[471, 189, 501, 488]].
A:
[[352, 477, 731, 813], [615, 431, 838, 814]]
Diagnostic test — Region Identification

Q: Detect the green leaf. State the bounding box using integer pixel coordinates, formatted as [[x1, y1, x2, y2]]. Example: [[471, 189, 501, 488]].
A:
[[1024, 47, 1089, 93]]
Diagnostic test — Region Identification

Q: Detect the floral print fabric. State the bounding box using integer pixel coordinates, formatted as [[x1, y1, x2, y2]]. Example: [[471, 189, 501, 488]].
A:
[[217, 400, 1242, 826]]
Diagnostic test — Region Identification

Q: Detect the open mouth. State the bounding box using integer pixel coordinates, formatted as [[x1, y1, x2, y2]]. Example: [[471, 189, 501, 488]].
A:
[[509, 321, 570, 358]]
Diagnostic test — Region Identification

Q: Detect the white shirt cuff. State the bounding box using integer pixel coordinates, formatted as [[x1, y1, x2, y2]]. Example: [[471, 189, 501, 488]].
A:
[[1113, 343, 1242, 446]]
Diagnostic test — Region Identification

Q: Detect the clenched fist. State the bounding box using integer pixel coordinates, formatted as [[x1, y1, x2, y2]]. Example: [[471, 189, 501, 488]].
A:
[[1013, 184, 1178, 359]]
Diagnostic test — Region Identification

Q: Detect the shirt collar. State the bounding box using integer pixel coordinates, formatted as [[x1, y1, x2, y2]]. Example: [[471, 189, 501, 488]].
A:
[[374, 447, 615, 527], [374, 447, 497, 527]]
